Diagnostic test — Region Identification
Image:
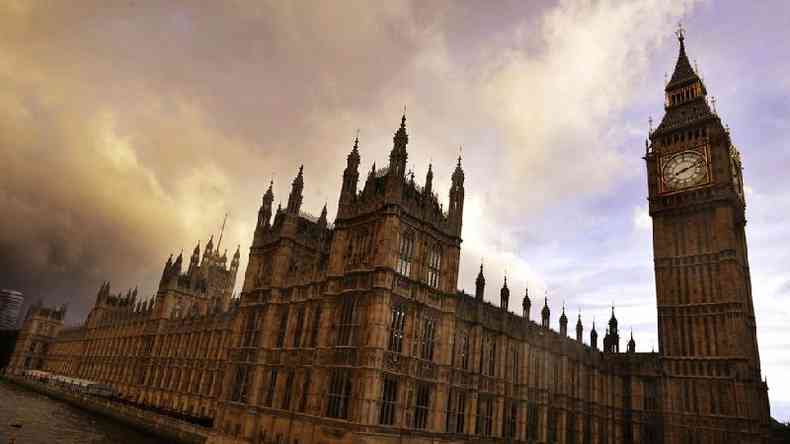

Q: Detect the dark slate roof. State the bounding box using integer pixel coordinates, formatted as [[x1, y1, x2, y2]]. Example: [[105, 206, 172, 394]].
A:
[[653, 97, 716, 137], [666, 37, 698, 89]]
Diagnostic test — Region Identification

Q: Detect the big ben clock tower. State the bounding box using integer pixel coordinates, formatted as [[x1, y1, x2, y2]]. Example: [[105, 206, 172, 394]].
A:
[[646, 27, 770, 442]]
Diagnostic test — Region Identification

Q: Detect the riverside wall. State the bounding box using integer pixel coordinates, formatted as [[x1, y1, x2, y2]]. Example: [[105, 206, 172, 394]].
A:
[[4, 376, 211, 444]]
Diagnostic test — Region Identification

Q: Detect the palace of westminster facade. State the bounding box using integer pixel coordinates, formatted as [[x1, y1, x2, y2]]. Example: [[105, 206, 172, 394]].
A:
[[7, 31, 776, 444]]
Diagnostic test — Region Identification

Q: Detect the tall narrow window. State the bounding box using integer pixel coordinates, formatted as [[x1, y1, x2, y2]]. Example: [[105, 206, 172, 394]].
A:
[[413, 383, 431, 429], [326, 369, 352, 419], [476, 397, 493, 436], [230, 366, 249, 403], [309, 304, 322, 348], [511, 347, 519, 383], [388, 305, 406, 353], [487, 338, 497, 377], [282, 370, 295, 410], [446, 389, 466, 433], [241, 309, 260, 347], [292, 306, 306, 348], [298, 369, 312, 413], [419, 318, 436, 361], [379, 376, 398, 425], [457, 333, 470, 370], [337, 298, 357, 347], [275, 307, 289, 348], [527, 401, 539, 441], [566, 412, 576, 444], [504, 400, 518, 439], [548, 407, 558, 444], [263, 369, 278, 407], [427, 244, 441, 288], [397, 230, 415, 277]]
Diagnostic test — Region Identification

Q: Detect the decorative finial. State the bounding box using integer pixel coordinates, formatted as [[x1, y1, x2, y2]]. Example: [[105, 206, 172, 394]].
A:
[[664, 71, 668, 86], [694, 59, 699, 74], [711, 96, 717, 114], [648, 116, 653, 134], [675, 20, 685, 42]]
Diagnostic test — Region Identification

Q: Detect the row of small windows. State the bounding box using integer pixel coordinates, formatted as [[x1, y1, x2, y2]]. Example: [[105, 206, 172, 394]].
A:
[[227, 364, 659, 444], [240, 304, 322, 350], [397, 230, 443, 289], [667, 83, 701, 106], [387, 304, 436, 361], [659, 127, 708, 147]]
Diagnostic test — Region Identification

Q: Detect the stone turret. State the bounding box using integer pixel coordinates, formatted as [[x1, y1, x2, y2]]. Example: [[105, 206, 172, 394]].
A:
[[591, 321, 598, 350], [522, 287, 531, 320], [500, 277, 509, 311], [388, 114, 408, 178], [559, 305, 568, 337], [287, 165, 304, 214], [339, 135, 361, 213], [475, 263, 485, 301], [541, 297, 550, 329], [449, 156, 464, 234]]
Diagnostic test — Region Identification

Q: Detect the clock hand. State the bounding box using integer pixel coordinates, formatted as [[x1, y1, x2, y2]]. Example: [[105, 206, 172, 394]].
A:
[[675, 160, 703, 177]]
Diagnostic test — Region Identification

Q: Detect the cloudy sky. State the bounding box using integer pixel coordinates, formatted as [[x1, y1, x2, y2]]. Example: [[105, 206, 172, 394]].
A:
[[1, 0, 788, 419]]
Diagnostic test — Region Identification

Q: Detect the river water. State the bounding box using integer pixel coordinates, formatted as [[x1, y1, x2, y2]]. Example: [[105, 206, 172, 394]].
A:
[[0, 380, 169, 444]]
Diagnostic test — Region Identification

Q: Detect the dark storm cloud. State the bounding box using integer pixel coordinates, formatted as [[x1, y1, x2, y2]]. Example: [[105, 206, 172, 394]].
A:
[[0, 0, 506, 321]]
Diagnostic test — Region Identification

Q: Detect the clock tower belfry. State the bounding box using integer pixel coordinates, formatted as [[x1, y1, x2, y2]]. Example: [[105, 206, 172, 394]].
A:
[[646, 28, 770, 441]]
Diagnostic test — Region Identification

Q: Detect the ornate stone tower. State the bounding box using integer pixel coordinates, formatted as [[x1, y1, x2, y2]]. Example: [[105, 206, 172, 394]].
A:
[[646, 28, 770, 442]]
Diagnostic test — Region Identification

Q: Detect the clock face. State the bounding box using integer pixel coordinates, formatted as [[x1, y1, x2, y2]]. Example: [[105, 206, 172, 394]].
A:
[[662, 151, 708, 191]]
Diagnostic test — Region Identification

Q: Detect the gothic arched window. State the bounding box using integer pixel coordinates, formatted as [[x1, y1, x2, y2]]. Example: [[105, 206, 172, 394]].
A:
[[397, 230, 415, 277], [427, 243, 442, 289]]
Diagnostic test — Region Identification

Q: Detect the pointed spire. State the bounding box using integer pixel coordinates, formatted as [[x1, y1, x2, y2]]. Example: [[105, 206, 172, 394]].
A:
[[287, 165, 304, 214], [424, 163, 433, 196], [591, 317, 599, 350], [233, 244, 240, 260], [475, 262, 485, 300], [389, 113, 409, 177], [318, 203, 328, 226], [559, 302, 568, 336], [173, 251, 183, 273], [541, 294, 550, 328], [452, 151, 464, 185], [264, 179, 274, 202], [257, 180, 275, 234], [609, 304, 618, 331], [522, 286, 531, 319], [500, 275, 510, 311], [343, 131, 361, 189], [576, 312, 583, 342], [190, 241, 200, 268], [667, 23, 699, 89], [205, 235, 214, 256]]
